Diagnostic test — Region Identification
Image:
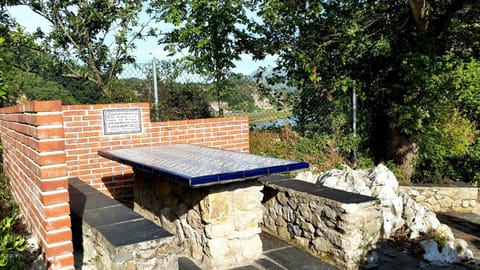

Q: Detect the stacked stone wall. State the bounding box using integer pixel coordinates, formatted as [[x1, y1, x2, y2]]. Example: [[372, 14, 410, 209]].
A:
[[133, 170, 264, 269], [262, 180, 381, 270], [399, 184, 478, 213]]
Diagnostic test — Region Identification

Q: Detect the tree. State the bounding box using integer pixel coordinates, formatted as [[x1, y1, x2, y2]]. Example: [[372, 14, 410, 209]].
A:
[[255, 0, 480, 182], [150, 0, 256, 116], [5, 0, 153, 99]]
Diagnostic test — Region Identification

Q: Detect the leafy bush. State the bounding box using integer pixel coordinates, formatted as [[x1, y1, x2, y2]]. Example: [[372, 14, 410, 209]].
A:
[[0, 153, 39, 269], [0, 210, 27, 268], [250, 127, 348, 172]]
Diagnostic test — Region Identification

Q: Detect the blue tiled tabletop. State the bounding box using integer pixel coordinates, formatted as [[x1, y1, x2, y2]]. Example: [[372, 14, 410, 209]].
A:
[[98, 144, 309, 187]]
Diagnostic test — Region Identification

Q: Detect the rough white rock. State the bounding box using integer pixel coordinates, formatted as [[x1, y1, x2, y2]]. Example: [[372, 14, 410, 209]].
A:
[[316, 164, 474, 264], [295, 170, 319, 184], [317, 164, 404, 238]]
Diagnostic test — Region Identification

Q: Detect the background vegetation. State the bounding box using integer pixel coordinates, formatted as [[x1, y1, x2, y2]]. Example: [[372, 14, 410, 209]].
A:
[[0, 0, 478, 186]]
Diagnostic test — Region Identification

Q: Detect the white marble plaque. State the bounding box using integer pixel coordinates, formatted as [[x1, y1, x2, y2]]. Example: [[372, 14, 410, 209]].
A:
[[103, 108, 142, 135]]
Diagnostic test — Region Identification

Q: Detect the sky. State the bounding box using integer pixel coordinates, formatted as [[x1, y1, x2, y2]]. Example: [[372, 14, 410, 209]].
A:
[[6, 5, 276, 76]]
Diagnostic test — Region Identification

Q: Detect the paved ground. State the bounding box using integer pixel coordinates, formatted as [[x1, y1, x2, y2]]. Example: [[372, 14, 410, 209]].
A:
[[179, 232, 338, 270], [75, 212, 480, 270], [179, 225, 480, 270]]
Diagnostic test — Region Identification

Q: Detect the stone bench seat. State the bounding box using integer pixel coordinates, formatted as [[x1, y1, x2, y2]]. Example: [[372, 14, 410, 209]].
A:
[[259, 175, 381, 270], [68, 178, 178, 270]]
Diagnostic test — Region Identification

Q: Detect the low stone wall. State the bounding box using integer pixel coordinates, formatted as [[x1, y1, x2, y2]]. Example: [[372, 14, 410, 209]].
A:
[[69, 178, 178, 270], [79, 220, 178, 270], [133, 170, 264, 269], [261, 176, 381, 270], [399, 184, 478, 213]]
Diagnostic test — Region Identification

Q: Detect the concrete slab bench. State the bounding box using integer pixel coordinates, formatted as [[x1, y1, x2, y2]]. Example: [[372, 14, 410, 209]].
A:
[[68, 178, 179, 270]]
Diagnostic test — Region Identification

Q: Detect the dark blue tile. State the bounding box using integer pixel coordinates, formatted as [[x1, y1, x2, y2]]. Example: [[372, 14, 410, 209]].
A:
[[218, 171, 245, 181], [100, 145, 310, 188], [244, 168, 269, 178], [268, 165, 290, 174], [288, 162, 310, 171], [190, 175, 218, 187]]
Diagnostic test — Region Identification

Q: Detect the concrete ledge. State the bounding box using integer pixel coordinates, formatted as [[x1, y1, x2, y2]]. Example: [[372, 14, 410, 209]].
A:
[[68, 178, 179, 270], [399, 184, 478, 213], [260, 176, 381, 270]]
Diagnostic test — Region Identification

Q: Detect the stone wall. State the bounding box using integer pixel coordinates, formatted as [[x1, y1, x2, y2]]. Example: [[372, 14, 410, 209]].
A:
[[133, 170, 264, 269], [261, 176, 381, 270], [399, 184, 478, 213], [79, 220, 178, 270]]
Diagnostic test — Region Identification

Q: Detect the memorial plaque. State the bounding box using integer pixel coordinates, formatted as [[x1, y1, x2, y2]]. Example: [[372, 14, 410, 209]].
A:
[[103, 108, 142, 135]]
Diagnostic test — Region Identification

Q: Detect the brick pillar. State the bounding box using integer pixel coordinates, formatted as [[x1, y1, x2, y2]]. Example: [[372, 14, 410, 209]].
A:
[[0, 101, 73, 269]]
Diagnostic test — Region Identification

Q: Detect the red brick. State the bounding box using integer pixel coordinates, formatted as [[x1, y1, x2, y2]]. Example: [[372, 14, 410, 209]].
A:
[[45, 215, 71, 231], [45, 228, 72, 243], [40, 178, 68, 191], [41, 190, 69, 206], [37, 139, 65, 152], [44, 203, 70, 218], [44, 241, 73, 259], [37, 152, 67, 166], [23, 100, 62, 112], [36, 127, 64, 139], [47, 253, 74, 270], [38, 165, 67, 179]]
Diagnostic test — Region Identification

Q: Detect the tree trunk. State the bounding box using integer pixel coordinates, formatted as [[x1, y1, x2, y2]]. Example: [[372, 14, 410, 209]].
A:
[[388, 126, 419, 182]]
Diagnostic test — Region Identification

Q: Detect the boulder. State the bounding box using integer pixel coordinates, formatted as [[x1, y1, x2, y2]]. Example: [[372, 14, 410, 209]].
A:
[[317, 164, 404, 238], [315, 164, 473, 263]]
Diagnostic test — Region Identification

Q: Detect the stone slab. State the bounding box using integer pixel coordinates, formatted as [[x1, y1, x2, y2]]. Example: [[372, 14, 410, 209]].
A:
[[68, 182, 98, 197], [260, 232, 290, 252], [255, 258, 284, 270], [313, 188, 376, 204], [265, 247, 338, 270], [81, 204, 144, 228], [70, 192, 123, 215], [98, 144, 309, 187], [178, 257, 202, 270], [97, 219, 173, 247]]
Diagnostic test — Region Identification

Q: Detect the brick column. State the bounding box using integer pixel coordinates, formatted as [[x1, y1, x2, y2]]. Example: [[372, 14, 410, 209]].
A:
[[0, 101, 73, 269]]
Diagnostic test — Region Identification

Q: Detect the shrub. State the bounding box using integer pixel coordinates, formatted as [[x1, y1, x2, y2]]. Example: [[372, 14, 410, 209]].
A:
[[250, 127, 348, 172]]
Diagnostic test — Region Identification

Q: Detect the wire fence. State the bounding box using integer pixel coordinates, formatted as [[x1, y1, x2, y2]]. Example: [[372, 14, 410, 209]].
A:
[[118, 58, 357, 138]]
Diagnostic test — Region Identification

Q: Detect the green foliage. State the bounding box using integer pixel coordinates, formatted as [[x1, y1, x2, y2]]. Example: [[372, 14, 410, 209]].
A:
[[4, 0, 152, 96], [2, 71, 77, 105], [151, 0, 256, 115], [250, 127, 348, 172], [255, 0, 480, 183], [153, 83, 212, 121], [0, 211, 27, 269]]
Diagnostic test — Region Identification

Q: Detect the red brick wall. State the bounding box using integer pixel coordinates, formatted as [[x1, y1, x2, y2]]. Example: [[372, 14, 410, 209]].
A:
[[0, 100, 249, 269], [63, 103, 249, 198], [0, 101, 73, 269]]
